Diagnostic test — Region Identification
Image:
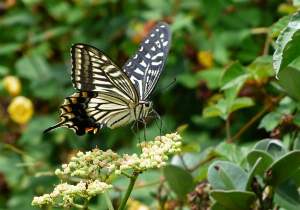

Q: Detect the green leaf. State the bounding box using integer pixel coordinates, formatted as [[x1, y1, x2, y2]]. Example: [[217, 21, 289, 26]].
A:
[[181, 142, 200, 153], [292, 169, 300, 188], [269, 15, 293, 38], [245, 157, 262, 191], [15, 55, 51, 82], [215, 142, 239, 163], [221, 61, 250, 89], [176, 124, 189, 135], [202, 106, 222, 118], [294, 134, 300, 150], [216, 166, 236, 190], [264, 151, 300, 186], [0, 65, 9, 76], [211, 202, 230, 210], [258, 112, 282, 132], [176, 73, 199, 89], [248, 56, 274, 80], [196, 68, 223, 90], [292, 112, 300, 128], [0, 43, 21, 55], [266, 140, 287, 160], [274, 178, 300, 210], [229, 97, 254, 114], [207, 161, 248, 191], [274, 11, 300, 76], [29, 26, 71, 44], [221, 74, 250, 90], [163, 165, 196, 201], [0, 12, 34, 26], [252, 139, 287, 160], [247, 150, 274, 178], [277, 67, 300, 102], [210, 190, 257, 210], [215, 99, 229, 120]]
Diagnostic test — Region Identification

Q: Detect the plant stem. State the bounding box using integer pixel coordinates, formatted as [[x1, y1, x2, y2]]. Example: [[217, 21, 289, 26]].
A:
[[118, 171, 139, 210], [104, 191, 114, 210], [187, 155, 217, 172], [230, 94, 284, 143], [266, 186, 275, 210], [226, 117, 231, 142], [84, 199, 89, 209], [117, 179, 161, 191]]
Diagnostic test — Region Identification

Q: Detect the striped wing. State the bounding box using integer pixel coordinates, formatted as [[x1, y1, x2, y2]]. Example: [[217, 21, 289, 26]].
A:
[[71, 44, 138, 102], [44, 44, 138, 135], [122, 22, 172, 100]]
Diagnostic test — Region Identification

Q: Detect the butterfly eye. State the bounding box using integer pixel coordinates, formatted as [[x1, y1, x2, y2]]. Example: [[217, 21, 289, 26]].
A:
[[145, 101, 150, 107]]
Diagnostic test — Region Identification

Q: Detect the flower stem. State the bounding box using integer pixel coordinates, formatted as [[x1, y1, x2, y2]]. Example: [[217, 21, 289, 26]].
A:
[[84, 199, 89, 209], [118, 171, 139, 210], [104, 191, 114, 210]]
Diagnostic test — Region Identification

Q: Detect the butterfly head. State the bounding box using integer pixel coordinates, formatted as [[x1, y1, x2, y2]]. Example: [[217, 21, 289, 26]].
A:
[[136, 100, 152, 119], [145, 101, 152, 108]]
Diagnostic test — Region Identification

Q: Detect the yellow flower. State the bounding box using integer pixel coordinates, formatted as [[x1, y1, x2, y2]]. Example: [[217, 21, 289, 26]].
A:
[[3, 76, 21, 96], [197, 51, 214, 68], [127, 198, 150, 210], [8, 96, 34, 124]]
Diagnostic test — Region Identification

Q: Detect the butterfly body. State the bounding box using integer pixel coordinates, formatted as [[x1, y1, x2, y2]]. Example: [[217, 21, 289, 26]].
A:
[[44, 22, 171, 136]]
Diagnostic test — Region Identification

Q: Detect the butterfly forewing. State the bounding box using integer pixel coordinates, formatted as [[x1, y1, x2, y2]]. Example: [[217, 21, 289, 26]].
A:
[[122, 22, 172, 100], [71, 44, 138, 102]]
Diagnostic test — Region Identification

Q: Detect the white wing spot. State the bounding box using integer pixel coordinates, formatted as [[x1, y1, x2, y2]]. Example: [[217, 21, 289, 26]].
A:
[[127, 61, 132, 66], [163, 41, 168, 46], [151, 46, 156, 51], [152, 61, 162, 66], [151, 34, 155, 37], [134, 68, 144, 75], [139, 46, 144, 51], [134, 54, 138, 59], [145, 39, 149, 44], [160, 25, 165, 28], [156, 29, 159, 32], [140, 60, 147, 67], [155, 40, 161, 48], [160, 33, 164, 38], [145, 53, 151, 59], [152, 52, 164, 60]]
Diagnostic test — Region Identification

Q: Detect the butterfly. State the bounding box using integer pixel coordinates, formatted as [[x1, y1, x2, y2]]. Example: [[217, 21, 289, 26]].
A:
[[44, 22, 171, 136]]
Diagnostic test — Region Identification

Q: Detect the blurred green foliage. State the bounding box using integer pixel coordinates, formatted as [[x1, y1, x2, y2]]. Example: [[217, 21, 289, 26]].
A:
[[2, 0, 300, 209]]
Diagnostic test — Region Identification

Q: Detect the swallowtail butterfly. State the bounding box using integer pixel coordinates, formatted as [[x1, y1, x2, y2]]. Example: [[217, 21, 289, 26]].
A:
[[44, 22, 171, 136]]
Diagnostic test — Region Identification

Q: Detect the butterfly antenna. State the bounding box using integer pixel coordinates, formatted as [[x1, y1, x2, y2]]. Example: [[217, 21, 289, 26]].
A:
[[152, 77, 176, 98]]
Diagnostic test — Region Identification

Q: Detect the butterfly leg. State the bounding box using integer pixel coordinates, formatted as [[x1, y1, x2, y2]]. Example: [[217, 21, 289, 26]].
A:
[[141, 118, 147, 143], [152, 109, 172, 134]]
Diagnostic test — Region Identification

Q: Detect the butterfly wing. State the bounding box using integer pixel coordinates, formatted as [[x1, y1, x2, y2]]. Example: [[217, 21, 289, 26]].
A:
[[44, 44, 138, 135], [122, 22, 172, 100]]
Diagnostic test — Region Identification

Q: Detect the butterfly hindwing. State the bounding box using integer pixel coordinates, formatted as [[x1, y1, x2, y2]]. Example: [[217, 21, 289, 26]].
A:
[[122, 22, 172, 100]]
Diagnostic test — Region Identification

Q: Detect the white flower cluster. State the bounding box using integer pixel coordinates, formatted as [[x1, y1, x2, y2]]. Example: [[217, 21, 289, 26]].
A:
[[32, 180, 113, 207], [54, 133, 181, 177], [32, 133, 181, 208]]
